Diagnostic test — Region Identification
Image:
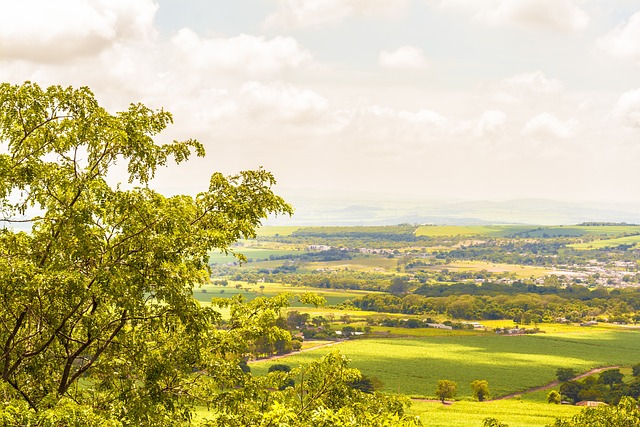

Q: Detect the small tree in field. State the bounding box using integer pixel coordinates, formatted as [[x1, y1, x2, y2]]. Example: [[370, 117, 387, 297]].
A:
[[633, 363, 640, 377], [471, 380, 490, 401], [436, 380, 457, 403], [547, 390, 562, 404], [483, 418, 509, 427]]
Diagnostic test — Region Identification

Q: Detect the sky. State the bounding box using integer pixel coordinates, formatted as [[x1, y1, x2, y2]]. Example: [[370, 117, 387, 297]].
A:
[[1, 0, 640, 223]]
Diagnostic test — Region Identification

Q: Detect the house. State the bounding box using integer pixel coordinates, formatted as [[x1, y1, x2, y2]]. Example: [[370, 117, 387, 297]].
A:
[[426, 323, 453, 330], [575, 401, 607, 407]]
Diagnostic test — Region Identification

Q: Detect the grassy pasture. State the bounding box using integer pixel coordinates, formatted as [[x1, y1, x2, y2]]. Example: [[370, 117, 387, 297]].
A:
[[251, 329, 640, 399]]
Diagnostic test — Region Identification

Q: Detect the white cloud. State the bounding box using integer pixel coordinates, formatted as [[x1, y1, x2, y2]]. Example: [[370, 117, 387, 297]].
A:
[[596, 12, 640, 65], [477, 0, 589, 32], [436, 0, 491, 14], [0, 0, 157, 63], [398, 109, 447, 126], [379, 46, 429, 70], [475, 110, 507, 136], [264, 0, 410, 29], [170, 29, 312, 76], [505, 71, 564, 95], [612, 89, 640, 128], [522, 113, 578, 139], [240, 81, 329, 122], [492, 71, 564, 104]]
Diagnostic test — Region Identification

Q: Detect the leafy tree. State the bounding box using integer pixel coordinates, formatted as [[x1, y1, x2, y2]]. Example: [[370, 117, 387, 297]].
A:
[[632, 363, 640, 377], [471, 380, 490, 402], [347, 375, 383, 394], [268, 364, 292, 373], [201, 352, 421, 427], [556, 368, 576, 382], [0, 81, 294, 423], [389, 277, 410, 295], [435, 380, 457, 403], [342, 325, 356, 337], [547, 390, 561, 404], [560, 381, 584, 403], [599, 369, 624, 386]]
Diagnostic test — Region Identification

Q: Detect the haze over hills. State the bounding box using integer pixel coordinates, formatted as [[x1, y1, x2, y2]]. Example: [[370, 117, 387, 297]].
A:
[[267, 195, 640, 226]]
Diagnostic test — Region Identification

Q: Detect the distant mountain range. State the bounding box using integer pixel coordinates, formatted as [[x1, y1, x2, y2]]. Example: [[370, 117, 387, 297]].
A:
[[266, 196, 640, 226]]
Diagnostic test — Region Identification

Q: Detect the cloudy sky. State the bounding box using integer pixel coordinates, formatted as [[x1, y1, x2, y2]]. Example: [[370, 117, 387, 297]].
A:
[[2, 0, 640, 222]]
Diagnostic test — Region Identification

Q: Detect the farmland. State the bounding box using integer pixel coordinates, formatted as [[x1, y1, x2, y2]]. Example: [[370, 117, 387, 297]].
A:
[[202, 223, 640, 425], [250, 328, 640, 399]]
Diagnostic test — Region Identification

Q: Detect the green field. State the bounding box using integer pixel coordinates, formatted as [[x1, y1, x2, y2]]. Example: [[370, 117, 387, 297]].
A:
[[569, 234, 640, 250], [256, 226, 301, 237], [194, 281, 374, 307], [208, 248, 301, 264], [251, 329, 640, 399]]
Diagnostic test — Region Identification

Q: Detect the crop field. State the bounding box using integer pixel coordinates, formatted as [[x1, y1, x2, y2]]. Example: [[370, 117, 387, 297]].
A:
[[415, 225, 529, 237], [305, 256, 399, 272], [440, 260, 556, 278], [251, 329, 640, 399], [411, 399, 581, 427]]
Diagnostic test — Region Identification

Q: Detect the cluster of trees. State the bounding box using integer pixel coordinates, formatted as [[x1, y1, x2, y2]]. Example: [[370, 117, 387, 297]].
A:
[[350, 290, 640, 324], [553, 367, 640, 404]]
